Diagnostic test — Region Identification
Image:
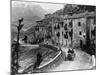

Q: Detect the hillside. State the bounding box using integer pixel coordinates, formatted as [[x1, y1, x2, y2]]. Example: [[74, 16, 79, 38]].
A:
[[11, 2, 46, 32]]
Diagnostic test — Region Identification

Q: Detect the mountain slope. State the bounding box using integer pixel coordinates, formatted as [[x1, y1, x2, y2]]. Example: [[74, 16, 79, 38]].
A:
[[11, 3, 46, 31]]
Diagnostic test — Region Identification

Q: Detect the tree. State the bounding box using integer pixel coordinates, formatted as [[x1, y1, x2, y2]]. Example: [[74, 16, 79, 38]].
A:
[[16, 18, 24, 45], [12, 18, 24, 74]]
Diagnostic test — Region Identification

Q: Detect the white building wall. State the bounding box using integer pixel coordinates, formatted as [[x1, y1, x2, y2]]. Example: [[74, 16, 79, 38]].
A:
[[73, 18, 86, 48]]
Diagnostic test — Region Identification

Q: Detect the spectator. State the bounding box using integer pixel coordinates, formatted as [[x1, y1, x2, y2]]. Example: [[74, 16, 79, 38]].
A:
[[33, 52, 42, 69], [22, 35, 28, 43]]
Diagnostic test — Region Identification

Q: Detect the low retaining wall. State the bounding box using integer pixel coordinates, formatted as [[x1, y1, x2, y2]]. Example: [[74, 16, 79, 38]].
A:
[[38, 51, 61, 69]]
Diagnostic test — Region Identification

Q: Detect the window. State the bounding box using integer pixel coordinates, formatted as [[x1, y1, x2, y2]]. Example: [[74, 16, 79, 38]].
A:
[[78, 22, 81, 26], [57, 24, 60, 29], [79, 31, 82, 35], [64, 33, 68, 39], [56, 32, 60, 38], [54, 25, 56, 30], [64, 24, 67, 30], [65, 24, 67, 27], [69, 31, 72, 37]]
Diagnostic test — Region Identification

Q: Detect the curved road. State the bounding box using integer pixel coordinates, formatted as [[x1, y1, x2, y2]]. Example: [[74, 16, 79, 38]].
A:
[[18, 45, 94, 74]]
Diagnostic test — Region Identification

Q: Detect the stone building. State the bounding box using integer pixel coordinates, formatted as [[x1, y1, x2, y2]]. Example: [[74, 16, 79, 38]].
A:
[[52, 11, 96, 51], [69, 12, 96, 49], [52, 21, 64, 46], [52, 19, 72, 47], [33, 19, 53, 43]]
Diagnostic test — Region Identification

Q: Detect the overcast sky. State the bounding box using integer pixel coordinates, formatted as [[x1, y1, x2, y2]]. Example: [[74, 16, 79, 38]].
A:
[[12, 1, 65, 14]]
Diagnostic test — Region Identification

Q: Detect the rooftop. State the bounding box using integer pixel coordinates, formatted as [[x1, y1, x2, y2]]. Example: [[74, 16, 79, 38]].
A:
[[64, 11, 96, 19]]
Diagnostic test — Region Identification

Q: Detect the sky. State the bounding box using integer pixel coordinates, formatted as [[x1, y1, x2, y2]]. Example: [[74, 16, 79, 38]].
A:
[[12, 1, 65, 14]]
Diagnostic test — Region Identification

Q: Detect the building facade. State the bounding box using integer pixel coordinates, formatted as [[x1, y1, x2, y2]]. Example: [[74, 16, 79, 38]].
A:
[[52, 12, 96, 51]]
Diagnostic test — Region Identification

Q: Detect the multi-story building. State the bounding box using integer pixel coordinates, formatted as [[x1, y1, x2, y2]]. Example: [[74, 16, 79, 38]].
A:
[[52, 19, 72, 47], [52, 11, 96, 51]]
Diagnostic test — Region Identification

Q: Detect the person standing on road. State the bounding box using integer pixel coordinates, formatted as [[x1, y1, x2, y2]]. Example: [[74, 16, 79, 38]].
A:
[[67, 48, 75, 61], [33, 52, 42, 69]]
